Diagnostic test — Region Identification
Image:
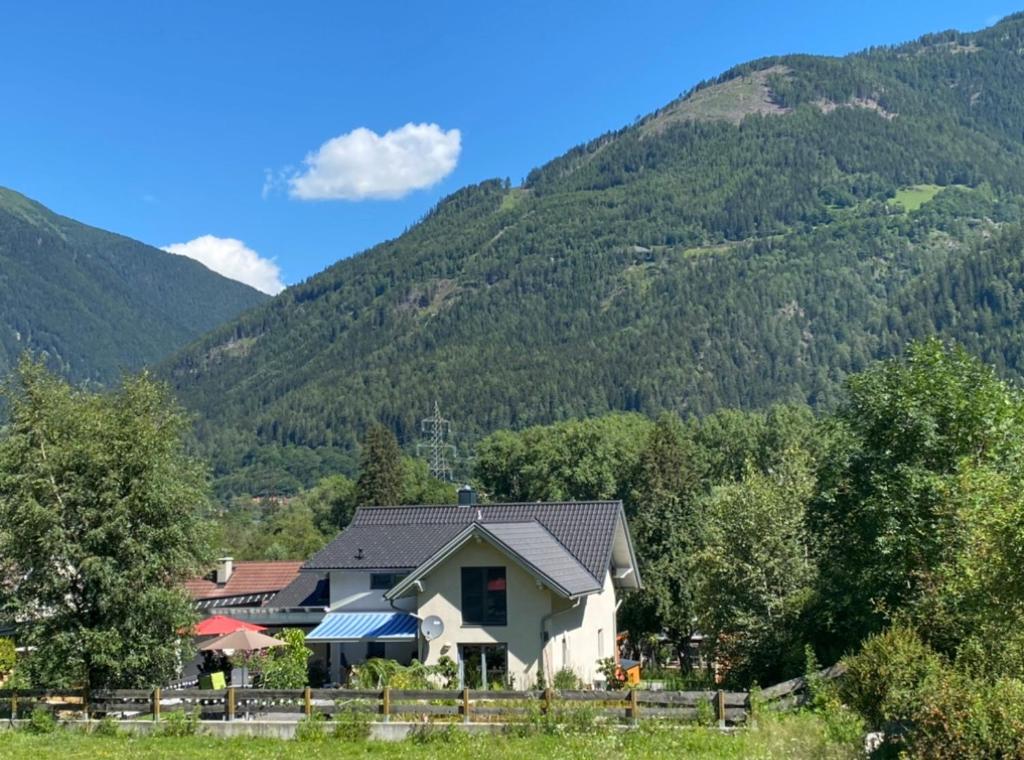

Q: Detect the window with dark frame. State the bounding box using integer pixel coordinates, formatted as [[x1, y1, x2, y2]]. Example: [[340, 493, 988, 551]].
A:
[[369, 572, 405, 590], [461, 566, 507, 625], [367, 641, 386, 659]]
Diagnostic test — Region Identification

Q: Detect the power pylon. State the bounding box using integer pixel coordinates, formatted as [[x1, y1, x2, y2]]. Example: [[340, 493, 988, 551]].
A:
[[418, 401, 456, 481]]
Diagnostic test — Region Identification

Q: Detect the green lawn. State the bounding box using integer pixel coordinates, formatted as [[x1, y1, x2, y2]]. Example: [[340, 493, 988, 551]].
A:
[[891, 184, 944, 212], [0, 714, 858, 759]]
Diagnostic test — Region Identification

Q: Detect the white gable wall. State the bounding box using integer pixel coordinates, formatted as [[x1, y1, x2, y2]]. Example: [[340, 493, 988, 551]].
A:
[[415, 538, 617, 688]]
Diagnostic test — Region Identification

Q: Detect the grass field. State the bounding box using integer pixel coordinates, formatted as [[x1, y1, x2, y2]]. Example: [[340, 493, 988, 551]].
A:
[[0, 713, 858, 760], [891, 184, 944, 212]]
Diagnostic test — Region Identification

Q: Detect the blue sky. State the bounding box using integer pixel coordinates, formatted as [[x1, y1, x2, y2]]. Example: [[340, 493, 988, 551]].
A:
[[1, 1, 1018, 293]]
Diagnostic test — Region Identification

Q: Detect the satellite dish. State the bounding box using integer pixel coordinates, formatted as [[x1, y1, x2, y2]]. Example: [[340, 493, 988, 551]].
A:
[[421, 615, 445, 641]]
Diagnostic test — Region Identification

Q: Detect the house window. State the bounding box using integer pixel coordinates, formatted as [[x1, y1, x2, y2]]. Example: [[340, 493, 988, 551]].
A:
[[461, 567, 507, 625], [598, 628, 604, 660], [366, 641, 386, 659], [370, 573, 405, 590], [460, 644, 508, 689]]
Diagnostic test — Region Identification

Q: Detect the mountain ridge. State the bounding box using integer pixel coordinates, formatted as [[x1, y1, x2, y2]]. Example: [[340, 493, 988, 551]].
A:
[[163, 13, 1024, 496], [0, 187, 269, 384]]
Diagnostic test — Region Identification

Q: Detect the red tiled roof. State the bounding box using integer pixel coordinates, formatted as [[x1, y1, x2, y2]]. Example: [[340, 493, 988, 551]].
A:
[[184, 561, 303, 600]]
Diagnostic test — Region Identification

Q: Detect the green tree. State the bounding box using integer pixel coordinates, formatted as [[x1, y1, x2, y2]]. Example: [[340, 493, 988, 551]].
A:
[[623, 414, 704, 663], [355, 425, 403, 506], [252, 629, 311, 688], [694, 452, 817, 685], [810, 339, 1024, 660], [0, 357, 211, 689]]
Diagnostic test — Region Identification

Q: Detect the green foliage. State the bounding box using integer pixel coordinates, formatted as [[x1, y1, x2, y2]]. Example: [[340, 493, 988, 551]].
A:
[[0, 638, 15, 681], [841, 625, 947, 730], [251, 629, 311, 689], [331, 706, 371, 741], [694, 452, 817, 685], [551, 667, 581, 690], [810, 339, 1024, 659], [0, 358, 212, 689], [355, 426, 404, 507], [432, 655, 458, 689], [90, 717, 122, 738], [157, 710, 199, 737], [293, 713, 327, 742], [347, 658, 440, 690], [0, 187, 267, 386], [596, 658, 626, 690], [24, 708, 55, 735]]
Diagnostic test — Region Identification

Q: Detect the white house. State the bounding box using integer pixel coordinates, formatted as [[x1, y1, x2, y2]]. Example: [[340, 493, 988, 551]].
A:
[[299, 488, 641, 688]]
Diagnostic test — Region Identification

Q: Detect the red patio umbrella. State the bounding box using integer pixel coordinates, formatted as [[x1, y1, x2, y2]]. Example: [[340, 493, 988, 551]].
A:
[[194, 615, 266, 637]]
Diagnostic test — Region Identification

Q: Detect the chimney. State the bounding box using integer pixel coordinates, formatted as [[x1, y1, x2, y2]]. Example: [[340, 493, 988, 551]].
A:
[[457, 485, 477, 508], [216, 557, 234, 585]]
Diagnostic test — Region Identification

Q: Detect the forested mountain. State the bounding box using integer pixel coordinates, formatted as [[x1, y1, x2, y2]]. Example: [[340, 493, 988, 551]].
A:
[[165, 13, 1024, 496], [0, 188, 268, 384]]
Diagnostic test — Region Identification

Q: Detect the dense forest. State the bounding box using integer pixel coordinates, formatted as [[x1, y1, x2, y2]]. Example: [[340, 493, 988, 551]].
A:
[[0, 188, 268, 385], [163, 14, 1024, 496]]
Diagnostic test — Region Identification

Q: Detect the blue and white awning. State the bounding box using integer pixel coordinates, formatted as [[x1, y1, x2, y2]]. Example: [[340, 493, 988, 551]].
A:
[[306, 612, 418, 642]]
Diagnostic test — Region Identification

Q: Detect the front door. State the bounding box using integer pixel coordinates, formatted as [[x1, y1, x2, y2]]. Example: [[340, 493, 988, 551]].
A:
[[459, 643, 508, 689]]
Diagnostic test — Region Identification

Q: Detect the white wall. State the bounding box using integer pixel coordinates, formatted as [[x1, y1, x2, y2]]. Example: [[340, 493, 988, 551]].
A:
[[544, 569, 618, 686], [328, 570, 413, 612], [417, 539, 553, 688]]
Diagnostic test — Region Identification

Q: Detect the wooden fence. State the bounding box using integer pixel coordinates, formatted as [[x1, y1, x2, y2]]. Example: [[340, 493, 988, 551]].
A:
[[0, 681, 817, 726]]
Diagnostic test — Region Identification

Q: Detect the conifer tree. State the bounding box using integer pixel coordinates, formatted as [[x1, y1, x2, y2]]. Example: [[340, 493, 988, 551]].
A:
[[355, 425, 403, 506]]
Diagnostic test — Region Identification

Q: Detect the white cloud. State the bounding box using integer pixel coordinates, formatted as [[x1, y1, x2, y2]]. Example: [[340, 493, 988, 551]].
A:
[[288, 122, 461, 201], [162, 235, 286, 295]]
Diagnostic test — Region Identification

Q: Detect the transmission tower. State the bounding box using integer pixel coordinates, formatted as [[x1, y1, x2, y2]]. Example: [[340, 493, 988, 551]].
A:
[[418, 401, 456, 481]]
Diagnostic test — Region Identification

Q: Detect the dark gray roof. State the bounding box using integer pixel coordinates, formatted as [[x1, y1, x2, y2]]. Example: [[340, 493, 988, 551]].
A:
[[303, 501, 623, 582], [265, 574, 330, 609], [480, 521, 601, 596]]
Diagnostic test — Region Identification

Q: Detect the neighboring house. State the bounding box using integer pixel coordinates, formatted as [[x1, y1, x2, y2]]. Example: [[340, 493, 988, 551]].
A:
[[300, 488, 641, 688], [184, 558, 303, 611]]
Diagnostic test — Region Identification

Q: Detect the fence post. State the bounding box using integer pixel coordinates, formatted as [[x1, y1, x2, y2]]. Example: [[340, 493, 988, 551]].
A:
[[152, 687, 161, 722], [84, 687, 91, 722], [304, 686, 312, 718], [716, 689, 726, 729], [543, 686, 553, 716], [226, 687, 236, 721], [11, 691, 17, 721], [629, 687, 639, 724], [382, 686, 390, 723], [462, 687, 470, 723]]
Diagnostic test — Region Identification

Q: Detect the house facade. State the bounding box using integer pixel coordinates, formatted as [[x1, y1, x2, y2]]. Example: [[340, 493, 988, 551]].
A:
[[300, 491, 641, 688]]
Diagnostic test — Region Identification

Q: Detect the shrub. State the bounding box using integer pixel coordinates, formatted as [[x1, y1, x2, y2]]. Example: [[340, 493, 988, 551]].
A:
[[91, 716, 122, 737], [157, 709, 199, 737], [25, 707, 56, 734], [294, 713, 327, 742], [596, 657, 627, 689], [250, 628, 311, 689], [841, 624, 945, 729], [552, 667, 581, 690], [332, 706, 371, 741]]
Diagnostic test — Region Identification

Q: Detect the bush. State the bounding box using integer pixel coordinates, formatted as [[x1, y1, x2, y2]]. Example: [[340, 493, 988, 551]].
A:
[[596, 657, 627, 690], [294, 713, 327, 742], [91, 716, 122, 737], [25, 707, 56, 734], [332, 706, 371, 741], [551, 667, 581, 690], [841, 624, 945, 729], [157, 709, 199, 737]]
